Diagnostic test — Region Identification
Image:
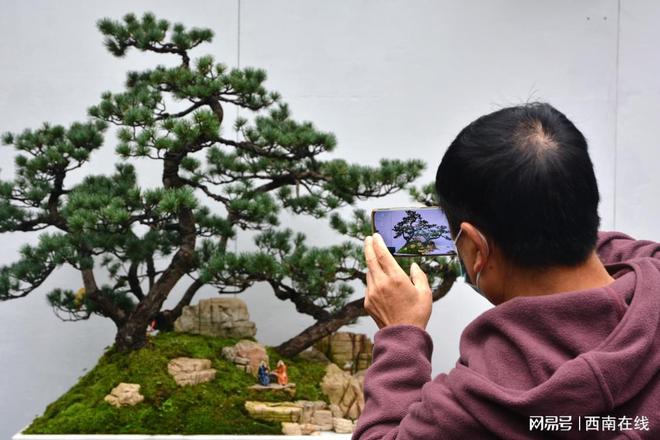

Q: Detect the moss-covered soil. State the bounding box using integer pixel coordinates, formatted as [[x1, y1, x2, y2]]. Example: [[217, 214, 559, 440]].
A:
[[397, 239, 436, 255], [23, 332, 329, 434]]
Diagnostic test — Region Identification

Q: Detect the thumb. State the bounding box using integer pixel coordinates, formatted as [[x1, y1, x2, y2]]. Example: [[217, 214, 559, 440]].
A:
[[410, 262, 430, 290]]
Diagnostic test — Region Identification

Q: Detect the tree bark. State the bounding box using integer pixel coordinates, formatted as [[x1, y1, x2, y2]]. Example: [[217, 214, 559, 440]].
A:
[[274, 271, 457, 358], [114, 319, 148, 352], [275, 297, 366, 358], [81, 268, 127, 325], [155, 278, 204, 332], [112, 150, 197, 352]]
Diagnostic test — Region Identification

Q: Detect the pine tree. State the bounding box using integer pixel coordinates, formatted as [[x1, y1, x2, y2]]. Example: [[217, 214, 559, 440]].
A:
[[393, 210, 450, 248], [393, 210, 426, 243], [0, 12, 457, 355]]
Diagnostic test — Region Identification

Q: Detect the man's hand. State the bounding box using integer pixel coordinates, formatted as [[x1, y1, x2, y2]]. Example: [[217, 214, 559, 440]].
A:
[[363, 232, 433, 330]]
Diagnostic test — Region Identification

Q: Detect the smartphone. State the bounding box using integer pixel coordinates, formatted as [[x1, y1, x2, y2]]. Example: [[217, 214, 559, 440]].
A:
[[371, 206, 457, 257]]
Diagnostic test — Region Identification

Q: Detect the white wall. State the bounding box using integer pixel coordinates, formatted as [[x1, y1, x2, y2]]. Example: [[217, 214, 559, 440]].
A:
[[0, 0, 657, 437]]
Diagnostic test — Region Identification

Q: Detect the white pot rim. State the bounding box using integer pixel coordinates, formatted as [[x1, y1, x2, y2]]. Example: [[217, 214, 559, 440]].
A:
[[13, 425, 352, 440]]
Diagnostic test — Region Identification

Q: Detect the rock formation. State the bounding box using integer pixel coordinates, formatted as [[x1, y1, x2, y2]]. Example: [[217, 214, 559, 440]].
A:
[[167, 357, 217, 386], [333, 417, 355, 434], [248, 383, 297, 397], [281, 422, 320, 435], [311, 409, 333, 430], [281, 422, 302, 435], [222, 339, 269, 376], [245, 400, 356, 435], [174, 298, 257, 339], [314, 332, 373, 373], [329, 403, 343, 418], [104, 383, 144, 407], [297, 346, 331, 364], [320, 363, 365, 420], [244, 401, 303, 423]]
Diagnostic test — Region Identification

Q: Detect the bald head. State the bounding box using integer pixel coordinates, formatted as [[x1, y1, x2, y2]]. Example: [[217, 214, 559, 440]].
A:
[[513, 118, 560, 158]]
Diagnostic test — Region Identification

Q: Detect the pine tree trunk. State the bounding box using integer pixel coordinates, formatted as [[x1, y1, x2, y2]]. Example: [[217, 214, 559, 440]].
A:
[[114, 319, 149, 352], [154, 310, 175, 332], [275, 271, 457, 358], [275, 318, 352, 358], [275, 299, 366, 358]]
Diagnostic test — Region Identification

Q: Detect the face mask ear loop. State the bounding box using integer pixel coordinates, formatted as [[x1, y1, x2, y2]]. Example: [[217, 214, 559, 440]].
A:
[[452, 229, 466, 282], [475, 230, 489, 291], [482, 233, 490, 260], [456, 254, 466, 281]]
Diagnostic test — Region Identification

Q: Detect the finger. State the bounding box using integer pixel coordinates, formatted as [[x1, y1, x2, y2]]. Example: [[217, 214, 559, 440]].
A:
[[365, 269, 374, 308], [372, 232, 406, 276], [365, 267, 373, 295], [365, 269, 377, 305], [364, 236, 385, 279], [365, 270, 386, 329], [410, 262, 431, 292]]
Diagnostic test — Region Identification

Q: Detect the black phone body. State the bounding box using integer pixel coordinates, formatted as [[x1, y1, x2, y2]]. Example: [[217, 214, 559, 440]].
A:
[[371, 206, 457, 257]]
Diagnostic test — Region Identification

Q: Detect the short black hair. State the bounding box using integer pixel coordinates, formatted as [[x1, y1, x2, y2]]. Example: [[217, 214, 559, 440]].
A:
[[435, 102, 600, 268]]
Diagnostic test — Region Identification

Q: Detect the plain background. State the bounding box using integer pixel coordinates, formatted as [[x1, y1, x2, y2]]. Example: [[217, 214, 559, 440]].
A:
[[1, 0, 659, 436]]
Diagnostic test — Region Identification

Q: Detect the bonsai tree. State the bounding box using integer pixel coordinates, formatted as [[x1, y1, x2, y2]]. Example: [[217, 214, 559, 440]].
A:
[[393, 209, 450, 254], [0, 12, 457, 356]]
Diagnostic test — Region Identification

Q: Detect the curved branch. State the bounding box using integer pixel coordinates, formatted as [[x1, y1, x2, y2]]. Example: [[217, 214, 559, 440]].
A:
[[126, 151, 197, 329], [268, 280, 331, 322], [46, 172, 68, 230], [127, 261, 144, 300], [139, 42, 191, 67], [156, 100, 205, 121], [0, 264, 56, 301], [217, 137, 311, 162], [81, 268, 128, 325], [275, 271, 457, 357], [165, 277, 204, 321]]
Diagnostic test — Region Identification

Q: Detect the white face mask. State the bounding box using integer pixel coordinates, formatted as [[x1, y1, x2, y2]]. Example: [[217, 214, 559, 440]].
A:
[[453, 227, 489, 297]]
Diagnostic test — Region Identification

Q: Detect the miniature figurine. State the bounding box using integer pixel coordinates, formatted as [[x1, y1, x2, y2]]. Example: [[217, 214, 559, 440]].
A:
[[257, 361, 270, 386], [274, 360, 288, 386], [146, 319, 159, 336]]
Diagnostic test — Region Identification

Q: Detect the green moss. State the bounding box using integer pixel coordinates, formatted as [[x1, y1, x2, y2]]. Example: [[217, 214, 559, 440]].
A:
[[397, 239, 435, 255], [23, 332, 329, 434]]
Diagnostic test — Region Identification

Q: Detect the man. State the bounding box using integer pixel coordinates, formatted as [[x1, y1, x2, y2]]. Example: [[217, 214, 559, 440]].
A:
[[353, 102, 660, 439]]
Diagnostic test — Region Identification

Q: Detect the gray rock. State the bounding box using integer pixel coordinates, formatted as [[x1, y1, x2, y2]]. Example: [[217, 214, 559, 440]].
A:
[[314, 332, 373, 373], [300, 400, 315, 423], [246, 401, 302, 423], [167, 357, 217, 386], [300, 423, 320, 435], [298, 347, 331, 364], [174, 298, 257, 339], [222, 339, 269, 376], [281, 422, 302, 435], [333, 417, 355, 434], [321, 363, 365, 420], [329, 403, 343, 418], [104, 383, 144, 407], [248, 383, 297, 398], [312, 409, 334, 431]]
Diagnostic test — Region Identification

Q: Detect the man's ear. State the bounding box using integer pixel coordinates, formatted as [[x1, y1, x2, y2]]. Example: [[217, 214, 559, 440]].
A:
[[459, 222, 489, 274]]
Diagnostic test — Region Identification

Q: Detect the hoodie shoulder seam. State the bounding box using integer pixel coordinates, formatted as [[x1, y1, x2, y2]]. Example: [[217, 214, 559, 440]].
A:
[[583, 354, 615, 411]]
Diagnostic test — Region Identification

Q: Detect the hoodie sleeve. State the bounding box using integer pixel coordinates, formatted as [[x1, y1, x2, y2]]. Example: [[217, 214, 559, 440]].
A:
[[352, 324, 486, 440], [597, 231, 660, 265]]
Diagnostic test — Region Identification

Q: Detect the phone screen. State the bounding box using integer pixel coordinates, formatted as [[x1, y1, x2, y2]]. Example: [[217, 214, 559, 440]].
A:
[[371, 207, 457, 257]]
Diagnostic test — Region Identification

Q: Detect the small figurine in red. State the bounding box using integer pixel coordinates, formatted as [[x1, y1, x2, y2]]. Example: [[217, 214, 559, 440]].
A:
[[274, 360, 288, 385], [146, 319, 158, 336]]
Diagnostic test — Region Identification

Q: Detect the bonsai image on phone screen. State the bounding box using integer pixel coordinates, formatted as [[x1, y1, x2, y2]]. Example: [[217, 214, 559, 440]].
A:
[[373, 208, 456, 256]]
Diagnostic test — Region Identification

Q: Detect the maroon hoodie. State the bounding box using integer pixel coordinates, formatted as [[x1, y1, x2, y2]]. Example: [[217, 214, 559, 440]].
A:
[[353, 231, 660, 439]]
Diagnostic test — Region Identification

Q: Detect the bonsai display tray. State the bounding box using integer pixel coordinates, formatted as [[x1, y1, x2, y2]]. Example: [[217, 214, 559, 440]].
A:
[[13, 426, 352, 440]]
